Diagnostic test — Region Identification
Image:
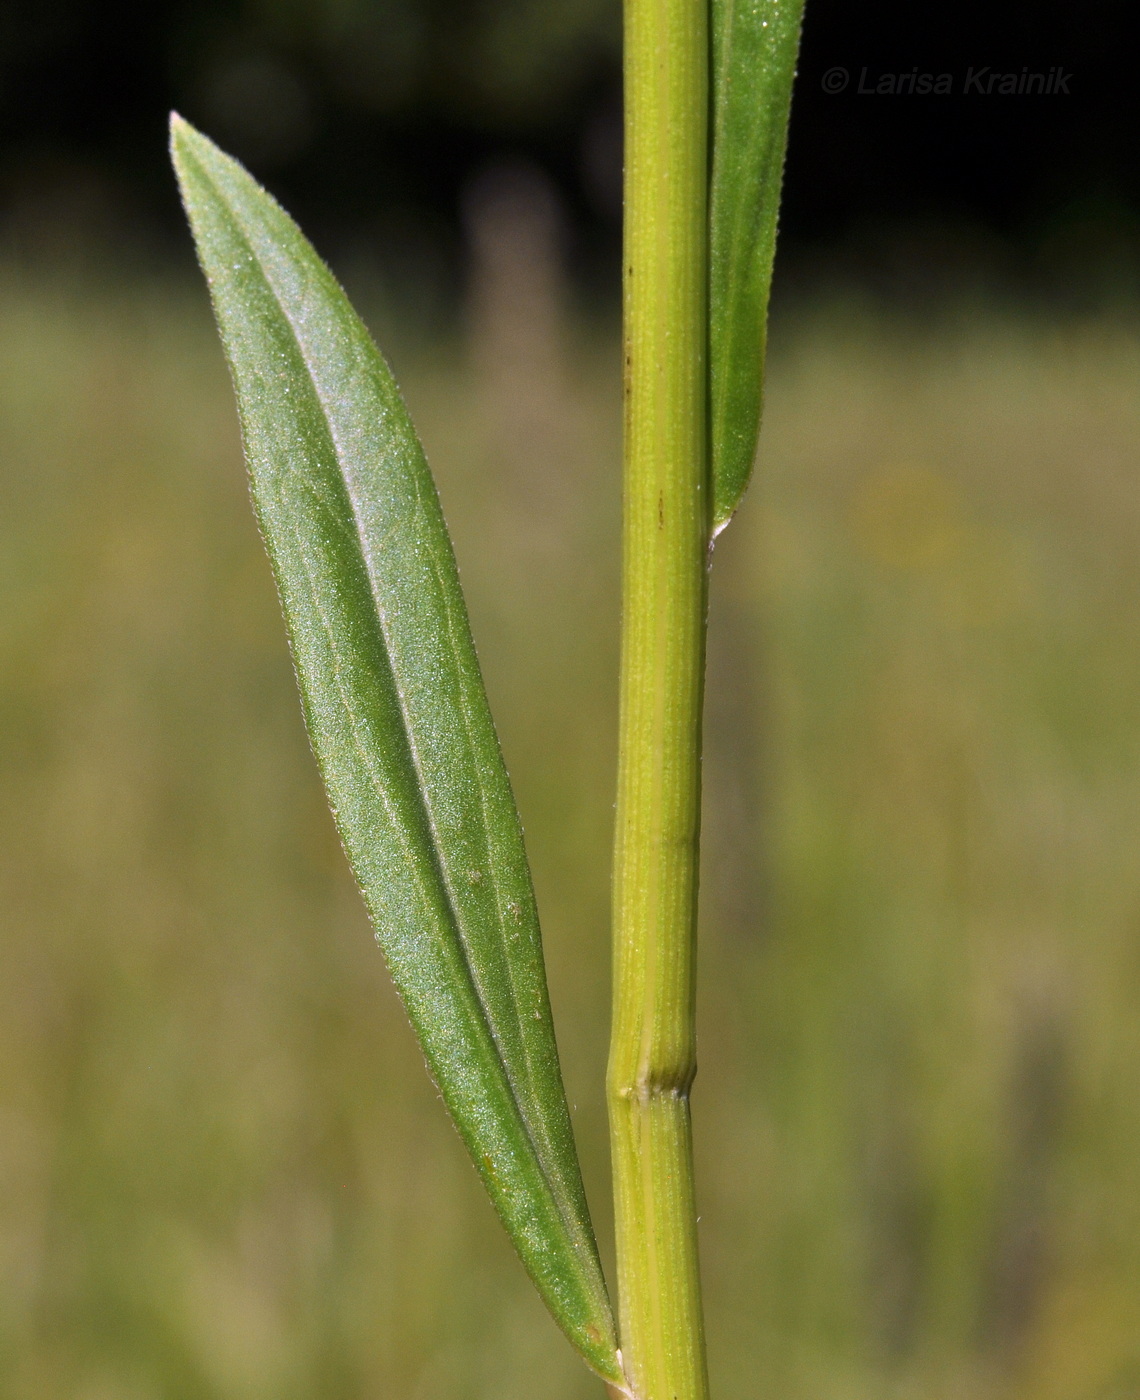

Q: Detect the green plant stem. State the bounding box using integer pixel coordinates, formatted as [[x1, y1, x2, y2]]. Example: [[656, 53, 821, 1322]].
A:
[[607, 1, 709, 1398]]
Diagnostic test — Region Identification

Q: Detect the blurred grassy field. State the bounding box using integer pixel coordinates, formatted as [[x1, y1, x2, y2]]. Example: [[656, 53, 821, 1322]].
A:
[[2, 254, 1140, 1400]]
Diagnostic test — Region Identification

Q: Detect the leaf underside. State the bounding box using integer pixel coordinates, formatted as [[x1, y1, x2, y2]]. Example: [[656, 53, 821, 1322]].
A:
[[170, 115, 620, 1385], [709, 0, 805, 534]]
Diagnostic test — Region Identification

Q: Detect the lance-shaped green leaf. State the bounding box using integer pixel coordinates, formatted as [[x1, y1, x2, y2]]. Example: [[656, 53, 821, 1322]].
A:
[[709, 0, 804, 534], [169, 115, 620, 1385]]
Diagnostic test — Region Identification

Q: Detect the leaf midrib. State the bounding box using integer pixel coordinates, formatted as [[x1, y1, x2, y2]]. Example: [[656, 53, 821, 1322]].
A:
[[192, 140, 595, 1273]]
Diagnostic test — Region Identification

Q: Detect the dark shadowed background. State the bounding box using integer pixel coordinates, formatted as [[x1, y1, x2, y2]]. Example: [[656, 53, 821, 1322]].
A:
[[2, 4, 1140, 1399], [2, 0, 1137, 291]]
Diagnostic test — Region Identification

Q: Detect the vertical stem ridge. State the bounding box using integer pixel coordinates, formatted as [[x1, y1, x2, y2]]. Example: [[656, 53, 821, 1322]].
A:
[[609, 0, 709, 1397]]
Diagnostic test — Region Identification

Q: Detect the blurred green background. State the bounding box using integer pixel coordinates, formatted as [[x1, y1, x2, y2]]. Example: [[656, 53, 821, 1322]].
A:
[[4, 247, 1140, 1400], [3, 1, 1140, 1398]]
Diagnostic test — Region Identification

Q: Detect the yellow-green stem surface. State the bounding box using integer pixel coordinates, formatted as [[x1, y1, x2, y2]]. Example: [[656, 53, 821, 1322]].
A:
[[608, 1, 709, 1398]]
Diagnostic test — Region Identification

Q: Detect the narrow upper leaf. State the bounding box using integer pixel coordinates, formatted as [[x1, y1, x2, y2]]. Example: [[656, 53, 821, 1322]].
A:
[[170, 115, 620, 1384], [709, 0, 804, 534]]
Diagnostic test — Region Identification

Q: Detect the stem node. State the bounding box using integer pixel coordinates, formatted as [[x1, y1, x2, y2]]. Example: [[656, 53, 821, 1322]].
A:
[[608, 1, 710, 1398]]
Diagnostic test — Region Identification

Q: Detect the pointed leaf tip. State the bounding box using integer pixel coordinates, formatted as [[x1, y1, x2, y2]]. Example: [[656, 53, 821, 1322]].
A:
[[709, 0, 804, 532], [169, 118, 621, 1384]]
